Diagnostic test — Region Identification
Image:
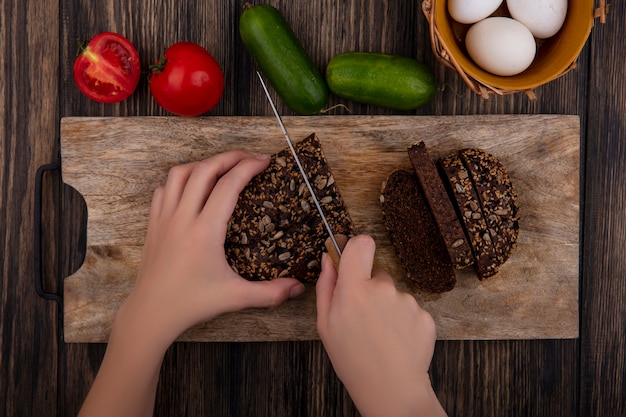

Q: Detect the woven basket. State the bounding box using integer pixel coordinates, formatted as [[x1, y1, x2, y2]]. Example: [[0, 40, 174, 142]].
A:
[[422, 0, 609, 99]]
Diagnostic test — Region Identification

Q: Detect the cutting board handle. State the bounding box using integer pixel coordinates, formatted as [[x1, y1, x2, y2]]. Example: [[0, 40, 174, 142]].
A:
[[34, 160, 64, 311]]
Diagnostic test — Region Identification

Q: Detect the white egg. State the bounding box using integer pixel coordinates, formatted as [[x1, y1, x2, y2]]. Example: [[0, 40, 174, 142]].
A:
[[448, 0, 504, 24], [507, 0, 568, 39], [465, 17, 536, 76]]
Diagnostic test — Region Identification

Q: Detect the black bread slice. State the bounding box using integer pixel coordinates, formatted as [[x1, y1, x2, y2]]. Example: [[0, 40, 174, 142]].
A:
[[225, 134, 355, 283], [437, 153, 499, 279], [459, 148, 520, 268], [408, 142, 474, 269], [381, 169, 456, 293]]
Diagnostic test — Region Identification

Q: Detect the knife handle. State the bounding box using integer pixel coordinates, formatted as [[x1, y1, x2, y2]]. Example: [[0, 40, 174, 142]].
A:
[[324, 234, 348, 270]]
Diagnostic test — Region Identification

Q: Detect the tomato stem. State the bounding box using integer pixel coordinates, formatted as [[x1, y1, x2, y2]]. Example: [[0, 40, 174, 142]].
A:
[[75, 38, 88, 57], [149, 53, 167, 76]]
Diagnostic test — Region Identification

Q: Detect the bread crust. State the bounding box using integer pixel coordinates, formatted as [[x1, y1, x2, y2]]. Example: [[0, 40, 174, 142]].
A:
[[408, 142, 474, 269]]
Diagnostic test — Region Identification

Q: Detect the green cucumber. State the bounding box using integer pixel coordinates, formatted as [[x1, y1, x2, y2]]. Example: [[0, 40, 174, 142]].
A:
[[325, 52, 437, 110], [239, 3, 328, 115]]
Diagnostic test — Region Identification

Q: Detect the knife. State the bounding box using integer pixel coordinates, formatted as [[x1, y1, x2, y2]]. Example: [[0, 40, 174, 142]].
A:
[[256, 71, 343, 258]]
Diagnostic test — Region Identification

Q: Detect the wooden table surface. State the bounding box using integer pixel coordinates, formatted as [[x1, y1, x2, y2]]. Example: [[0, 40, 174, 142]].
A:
[[1, 1, 623, 416]]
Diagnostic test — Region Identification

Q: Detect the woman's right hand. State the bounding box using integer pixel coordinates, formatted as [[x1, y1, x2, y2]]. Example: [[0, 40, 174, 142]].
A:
[[315, 235, 447, 417]]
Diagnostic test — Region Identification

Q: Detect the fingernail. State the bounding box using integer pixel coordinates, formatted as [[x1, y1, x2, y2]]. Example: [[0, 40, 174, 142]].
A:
[[289, 282, 305, 298], [321, 252, 328, 271]]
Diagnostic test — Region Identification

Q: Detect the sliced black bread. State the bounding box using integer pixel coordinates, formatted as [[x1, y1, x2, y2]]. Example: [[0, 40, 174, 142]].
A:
[[381, 169, 456, 293], [225, 134, 355, 283], [459, 148, 520, 267], [408, 142, 474, 269], [382, 142, 519, 288], [437, 152, 500, 279]]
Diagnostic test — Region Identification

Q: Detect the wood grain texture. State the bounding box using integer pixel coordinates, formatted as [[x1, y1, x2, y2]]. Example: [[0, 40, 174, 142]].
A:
[[60, 115, 579, 342], [580, 1, 626, 415], [0, 0, 60, 416]]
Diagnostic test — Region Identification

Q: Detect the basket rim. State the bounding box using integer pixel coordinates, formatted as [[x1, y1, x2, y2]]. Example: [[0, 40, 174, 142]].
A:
[[422, 0, 606, 97]]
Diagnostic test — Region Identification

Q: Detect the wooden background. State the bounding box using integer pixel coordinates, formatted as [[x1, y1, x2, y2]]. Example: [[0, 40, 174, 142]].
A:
[[1, 0, 623, 416]]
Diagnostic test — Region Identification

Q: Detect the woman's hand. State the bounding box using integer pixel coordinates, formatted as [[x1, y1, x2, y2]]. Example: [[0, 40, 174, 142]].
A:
[[122, 151, 305, 345], [316, 235, 447, 417], [78, 152, 306, 417]]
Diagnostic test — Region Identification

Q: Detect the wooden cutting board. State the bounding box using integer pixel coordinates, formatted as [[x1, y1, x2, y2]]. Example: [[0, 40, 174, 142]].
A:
[[60, 115, 579, 342]]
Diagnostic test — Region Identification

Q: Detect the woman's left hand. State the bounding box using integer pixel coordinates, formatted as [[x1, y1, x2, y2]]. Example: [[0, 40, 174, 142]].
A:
[[121, 151, 305, 346]]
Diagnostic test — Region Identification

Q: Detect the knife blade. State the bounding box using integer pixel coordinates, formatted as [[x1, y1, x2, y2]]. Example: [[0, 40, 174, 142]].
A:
[[256, 71, 343, 257]]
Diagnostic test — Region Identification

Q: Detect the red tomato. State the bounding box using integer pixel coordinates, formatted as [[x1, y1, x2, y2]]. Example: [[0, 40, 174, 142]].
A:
[[149, 42, 225, 116], [73, 32, 141, 103]]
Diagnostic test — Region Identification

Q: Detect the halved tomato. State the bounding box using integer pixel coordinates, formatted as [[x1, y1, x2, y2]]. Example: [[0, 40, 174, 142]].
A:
[[73, 32, 141, 103]]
